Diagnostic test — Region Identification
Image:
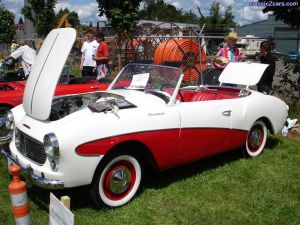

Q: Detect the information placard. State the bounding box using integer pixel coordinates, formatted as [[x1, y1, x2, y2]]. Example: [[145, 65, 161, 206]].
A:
[[49, 193, 74, 225]]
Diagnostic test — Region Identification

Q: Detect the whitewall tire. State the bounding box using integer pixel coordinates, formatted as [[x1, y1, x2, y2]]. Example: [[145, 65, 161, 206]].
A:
[[90, 154, 142, 208], [245, 120, 267, 157]]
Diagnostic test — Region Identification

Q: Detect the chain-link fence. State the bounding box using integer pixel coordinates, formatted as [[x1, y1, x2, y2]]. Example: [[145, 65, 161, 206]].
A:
[[1, 22, 299, 105]]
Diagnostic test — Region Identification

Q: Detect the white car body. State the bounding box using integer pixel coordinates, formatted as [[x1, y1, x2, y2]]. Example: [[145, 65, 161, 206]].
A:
[[2, 28, 288, 208]]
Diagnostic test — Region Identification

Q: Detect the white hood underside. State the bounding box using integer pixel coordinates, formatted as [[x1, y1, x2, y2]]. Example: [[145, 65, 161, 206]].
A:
[[218, 62, 269, 86], [23, 28, 76, 120]]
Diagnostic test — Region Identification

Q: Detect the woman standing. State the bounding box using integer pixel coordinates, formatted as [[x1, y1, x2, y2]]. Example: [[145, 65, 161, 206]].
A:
[[257, 41, 276, 94]]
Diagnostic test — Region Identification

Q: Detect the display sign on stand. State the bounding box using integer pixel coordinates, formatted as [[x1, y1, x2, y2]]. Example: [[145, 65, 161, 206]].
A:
[[49, 192, 74, 225]]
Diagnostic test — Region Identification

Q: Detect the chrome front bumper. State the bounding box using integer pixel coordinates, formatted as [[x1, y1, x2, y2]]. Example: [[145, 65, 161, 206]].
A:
[[0, 147, 64, 189]]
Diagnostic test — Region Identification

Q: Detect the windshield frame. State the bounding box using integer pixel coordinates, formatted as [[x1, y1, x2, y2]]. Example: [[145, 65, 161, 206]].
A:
[[108, 63, 184, 106]]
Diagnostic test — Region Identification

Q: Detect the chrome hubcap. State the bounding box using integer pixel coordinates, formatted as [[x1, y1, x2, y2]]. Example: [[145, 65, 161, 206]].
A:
[[109, 167, 131, 195], [250, 129, 262, 149]]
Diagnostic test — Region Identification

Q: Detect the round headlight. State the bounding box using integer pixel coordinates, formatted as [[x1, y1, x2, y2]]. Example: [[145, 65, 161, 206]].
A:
[[0, 116, 13, 144], [44, 133, 59, 158], [4, 110, 14, 130]]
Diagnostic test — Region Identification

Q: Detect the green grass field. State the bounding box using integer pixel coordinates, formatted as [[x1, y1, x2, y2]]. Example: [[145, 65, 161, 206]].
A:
[[1, 135, 299, 225]]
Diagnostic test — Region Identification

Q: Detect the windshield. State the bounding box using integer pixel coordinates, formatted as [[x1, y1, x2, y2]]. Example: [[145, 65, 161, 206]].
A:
[[111, 64, 182, 92], [110, 64, 183, 102]]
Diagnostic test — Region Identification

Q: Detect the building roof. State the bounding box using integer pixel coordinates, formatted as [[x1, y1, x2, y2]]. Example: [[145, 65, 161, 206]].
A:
[[14, 23, 25, 29]]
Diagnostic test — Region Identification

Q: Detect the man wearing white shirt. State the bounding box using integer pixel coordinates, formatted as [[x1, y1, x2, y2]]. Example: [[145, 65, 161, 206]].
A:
[[6, 40, 36, 78], [80, 29, 99, 77]]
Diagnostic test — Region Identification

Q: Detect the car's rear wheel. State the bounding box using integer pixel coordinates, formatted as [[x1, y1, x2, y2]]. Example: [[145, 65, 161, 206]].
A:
[[244, 120, 267, 157], [90, 154, 143, 208]]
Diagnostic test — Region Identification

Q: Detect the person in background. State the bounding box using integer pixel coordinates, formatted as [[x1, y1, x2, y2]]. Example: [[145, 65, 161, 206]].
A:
[[213, 31, 245, 69], [257, 41, 276, 94], [93, 32, 110, 80], [5, 40, 36, 78], [80, 29, 99, 77], [10, 39, 18, 53]]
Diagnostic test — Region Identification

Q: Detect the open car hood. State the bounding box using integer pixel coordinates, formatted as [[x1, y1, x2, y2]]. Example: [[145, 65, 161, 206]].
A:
[[218, 62, 269, 86], [23, 28, 76, 120]]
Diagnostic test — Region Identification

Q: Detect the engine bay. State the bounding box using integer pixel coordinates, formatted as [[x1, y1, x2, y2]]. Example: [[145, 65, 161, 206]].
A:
[[49, 92, 136, 121]]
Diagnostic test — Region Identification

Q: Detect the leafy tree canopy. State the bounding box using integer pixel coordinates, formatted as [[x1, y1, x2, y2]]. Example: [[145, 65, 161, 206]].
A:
[[139, 0, 182, 22], [55, 8, 80, 28], [96, 0, 142, 34], [258, 0, 300, 28], [0, 6, 15, 43], [22, 0, 57, 37], [222, 6, 236, 28], [139, 0, 236, 31]]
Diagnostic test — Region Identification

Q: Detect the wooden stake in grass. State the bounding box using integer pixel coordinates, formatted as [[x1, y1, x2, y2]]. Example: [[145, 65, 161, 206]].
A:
[[60, 196, 70, 209]]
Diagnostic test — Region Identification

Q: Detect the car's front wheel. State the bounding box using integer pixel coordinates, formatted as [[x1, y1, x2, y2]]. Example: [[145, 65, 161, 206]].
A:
[[244, 120, 267, 157], [90, 154, 143, 208]]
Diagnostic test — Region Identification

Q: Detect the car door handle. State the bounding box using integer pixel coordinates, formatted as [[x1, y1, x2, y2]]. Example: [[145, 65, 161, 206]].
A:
[[91, 86, 99, 89], [222, 110, 231, 116]]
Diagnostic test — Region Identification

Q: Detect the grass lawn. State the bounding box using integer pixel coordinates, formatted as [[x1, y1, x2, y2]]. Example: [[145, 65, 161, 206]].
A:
[[0, 135, 299, 225]]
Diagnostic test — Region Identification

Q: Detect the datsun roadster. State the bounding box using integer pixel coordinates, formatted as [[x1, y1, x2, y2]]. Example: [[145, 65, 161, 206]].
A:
[[1, 28, 288, 208]]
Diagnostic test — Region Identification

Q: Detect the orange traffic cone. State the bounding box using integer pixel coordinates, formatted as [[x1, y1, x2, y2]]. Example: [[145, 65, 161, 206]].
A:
[[8, 164, 32, 225]]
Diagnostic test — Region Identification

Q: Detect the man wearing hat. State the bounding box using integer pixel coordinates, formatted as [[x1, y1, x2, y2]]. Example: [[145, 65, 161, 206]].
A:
[[213, 32, 244, 69]]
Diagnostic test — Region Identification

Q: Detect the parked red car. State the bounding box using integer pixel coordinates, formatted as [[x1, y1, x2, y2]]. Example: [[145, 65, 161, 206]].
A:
[[0, 78, 109, 113], [0, 75, 110, 143]]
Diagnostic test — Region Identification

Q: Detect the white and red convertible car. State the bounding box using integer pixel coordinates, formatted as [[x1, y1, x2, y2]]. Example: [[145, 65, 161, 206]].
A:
[[1, 28, 288, 208]]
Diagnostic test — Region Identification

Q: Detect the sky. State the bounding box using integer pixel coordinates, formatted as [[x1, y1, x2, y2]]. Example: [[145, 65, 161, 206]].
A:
[[1, 0, 269, 26]]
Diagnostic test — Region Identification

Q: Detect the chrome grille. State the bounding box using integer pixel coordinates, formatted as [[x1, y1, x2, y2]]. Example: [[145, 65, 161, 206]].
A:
[[15, 129, 46, 165]]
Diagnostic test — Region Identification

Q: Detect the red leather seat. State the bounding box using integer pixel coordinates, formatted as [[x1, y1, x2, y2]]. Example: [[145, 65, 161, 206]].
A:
[[180, 91, 194, 102], [190, 92, 217, 101], [216, 92, 237, 100]]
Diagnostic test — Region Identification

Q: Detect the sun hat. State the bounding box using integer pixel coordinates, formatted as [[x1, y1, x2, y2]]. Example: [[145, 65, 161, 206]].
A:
[[224, 32, 239, 41]]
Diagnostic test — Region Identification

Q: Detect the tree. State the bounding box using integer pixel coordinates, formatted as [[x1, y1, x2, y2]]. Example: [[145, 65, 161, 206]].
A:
[[55, 8, 80, 28], [207, 1, 222, 28], [0, 6, 15, 43], [96, 0, 142, 34], [22, 0, 57, 37], [180, 10, 199, 24], [203, 1, 229, 37], [259, 0, 300, 28], [139, 0, 197, 23], [222, 6, 236, 28], [18, 17, 24, 24]]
